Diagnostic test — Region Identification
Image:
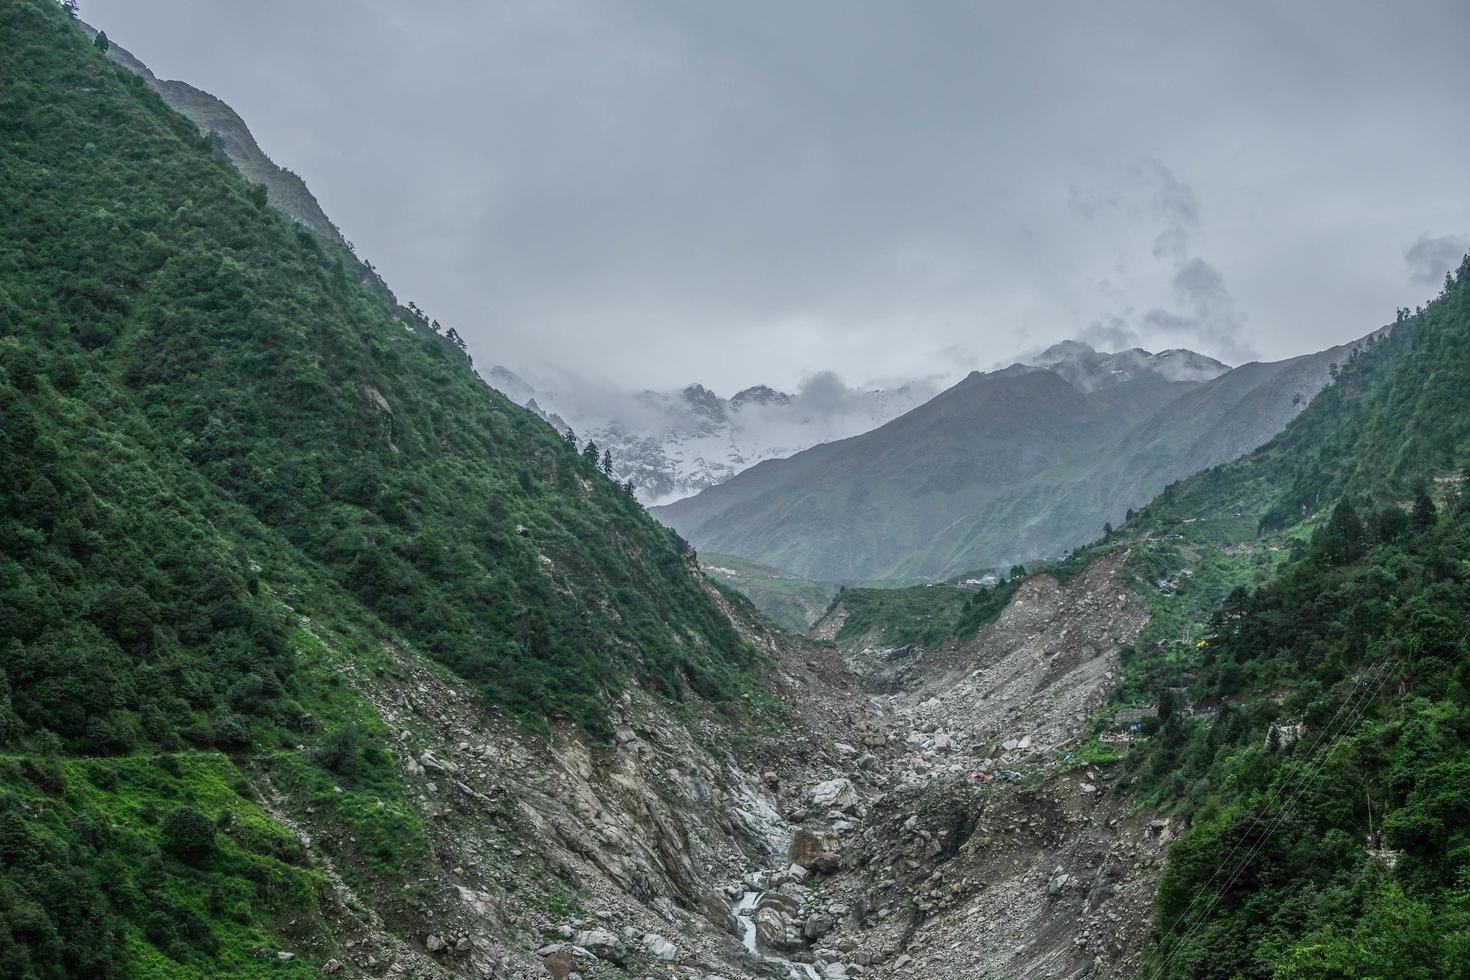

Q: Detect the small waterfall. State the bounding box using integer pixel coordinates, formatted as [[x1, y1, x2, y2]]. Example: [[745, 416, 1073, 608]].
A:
[[732, 889, 822, 980], [734, 890, 760, 954]]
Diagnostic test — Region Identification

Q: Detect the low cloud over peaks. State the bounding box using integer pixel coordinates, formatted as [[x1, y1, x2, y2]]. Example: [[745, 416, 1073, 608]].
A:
[[1072, 160, 1256, 364]]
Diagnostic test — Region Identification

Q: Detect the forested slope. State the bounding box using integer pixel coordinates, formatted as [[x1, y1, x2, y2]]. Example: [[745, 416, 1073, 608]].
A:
[[0, 2, 757, 973], [1111, 262, 1470, 977]]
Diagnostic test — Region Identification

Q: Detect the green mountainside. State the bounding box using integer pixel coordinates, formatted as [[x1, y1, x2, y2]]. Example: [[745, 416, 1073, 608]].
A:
[[892, 342, 1352, 580], [1102, 271, 1470, 975], [0, 3, 758, 973], [696, 553, 837, 632]]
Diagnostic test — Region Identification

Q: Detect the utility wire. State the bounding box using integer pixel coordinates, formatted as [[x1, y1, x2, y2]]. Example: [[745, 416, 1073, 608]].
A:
[[1148, 659, 1396, 979]]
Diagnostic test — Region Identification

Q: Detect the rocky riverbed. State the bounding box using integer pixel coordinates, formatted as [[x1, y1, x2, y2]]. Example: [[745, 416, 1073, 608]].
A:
[[254, 553, 1169, 979]]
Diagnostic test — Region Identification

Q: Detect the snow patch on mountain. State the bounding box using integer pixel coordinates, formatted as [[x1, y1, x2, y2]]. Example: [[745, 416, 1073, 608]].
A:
[[486, 366, 940, 505], [1026, 341, 1230, 392]]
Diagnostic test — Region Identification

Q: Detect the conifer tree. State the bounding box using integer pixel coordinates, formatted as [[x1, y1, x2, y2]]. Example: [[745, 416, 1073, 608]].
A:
[[1412, 489, 1438, 531]]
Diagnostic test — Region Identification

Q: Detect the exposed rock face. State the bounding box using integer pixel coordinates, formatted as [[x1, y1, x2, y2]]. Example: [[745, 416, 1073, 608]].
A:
[[809, 778, 861, 812], [140, 504, 1163, 979]]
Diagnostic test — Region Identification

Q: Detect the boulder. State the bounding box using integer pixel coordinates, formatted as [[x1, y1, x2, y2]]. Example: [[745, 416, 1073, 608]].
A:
[[539, 944, 576, 979], [804, 913, 836, 940], [809, 778, 860, 812], [642, 933, 679, 961], [572, 928, 626, 964], [754, 906, 803, 951], [788, 828, 843, 873]]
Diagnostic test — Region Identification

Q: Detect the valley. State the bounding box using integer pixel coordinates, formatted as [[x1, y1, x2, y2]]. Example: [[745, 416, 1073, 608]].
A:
[[250, 545, 1175, 980], [5, 4, 1470, 979]]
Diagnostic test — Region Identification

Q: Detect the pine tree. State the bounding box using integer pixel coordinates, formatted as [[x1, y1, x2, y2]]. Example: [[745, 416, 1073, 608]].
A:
[[1412, 489, 1438, 531], [582, 440, 600, 466], [601, 448, 613, 476], [562, 427, 576, 451], [93, 30, 108, 52], [1318, 499, 1365, 564]]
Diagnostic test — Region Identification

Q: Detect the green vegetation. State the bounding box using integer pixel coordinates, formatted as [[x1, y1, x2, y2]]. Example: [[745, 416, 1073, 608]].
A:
[[831, 584, 972, 648], [1131, 488, 1470, 977], [0, 2, 763, 972], [698, 552, 838, 632], [0, 752, 325, 978], [831, 560, 1061, 648], [2, 0, 756, 743], [1107, 259, 1470, 977]]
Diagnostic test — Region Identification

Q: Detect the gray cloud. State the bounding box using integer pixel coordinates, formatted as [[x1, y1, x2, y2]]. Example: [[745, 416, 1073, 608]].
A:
[[1405, 234, 1469, 289], [1149, 258, 1252, 363], [82, 0, 1470, 391], [1072, 161, 1256, 363], [1078, 316, 1140, 352]]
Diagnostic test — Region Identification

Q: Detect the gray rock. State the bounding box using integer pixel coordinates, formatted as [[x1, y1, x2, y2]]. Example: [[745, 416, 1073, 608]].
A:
[[809, 778, 860, 812], [572, 929, 627, 964], [804, 913, 836, 940], [642, 933, 679, 961]]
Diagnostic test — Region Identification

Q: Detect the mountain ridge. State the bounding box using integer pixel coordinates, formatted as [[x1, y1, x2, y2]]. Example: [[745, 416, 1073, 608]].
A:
[[653, 340, 1255, 582], [489, 365, 940, 504], [890, 338, 1359, 578]]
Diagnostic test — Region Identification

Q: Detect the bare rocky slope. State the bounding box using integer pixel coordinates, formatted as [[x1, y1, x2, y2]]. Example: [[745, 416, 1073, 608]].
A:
[[243, 552, 1169, 980]]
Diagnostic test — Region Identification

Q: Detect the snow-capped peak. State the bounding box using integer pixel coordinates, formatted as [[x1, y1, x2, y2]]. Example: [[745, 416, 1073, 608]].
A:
[[489, 366, 939, 505]]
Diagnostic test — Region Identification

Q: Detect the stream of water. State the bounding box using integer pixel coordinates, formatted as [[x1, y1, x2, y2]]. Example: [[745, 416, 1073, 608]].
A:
[[733, 890, 823, 980]]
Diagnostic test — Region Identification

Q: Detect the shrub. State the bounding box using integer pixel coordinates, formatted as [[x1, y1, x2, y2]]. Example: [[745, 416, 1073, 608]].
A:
[[160, 805, 216, 863]]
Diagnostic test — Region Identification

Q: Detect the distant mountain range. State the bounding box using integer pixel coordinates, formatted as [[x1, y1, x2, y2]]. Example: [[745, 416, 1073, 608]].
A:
[[653, 339, 1357, 582], [486, 366, 939, 505]]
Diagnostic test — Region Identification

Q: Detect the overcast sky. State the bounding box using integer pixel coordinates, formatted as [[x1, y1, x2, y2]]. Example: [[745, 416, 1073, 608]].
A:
[[86, 0, 1470, 393]]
